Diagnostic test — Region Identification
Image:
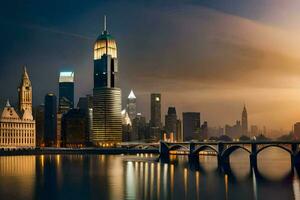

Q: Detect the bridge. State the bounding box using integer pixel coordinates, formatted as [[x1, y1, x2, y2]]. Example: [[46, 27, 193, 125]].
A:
[[159, 141, 300, 170]]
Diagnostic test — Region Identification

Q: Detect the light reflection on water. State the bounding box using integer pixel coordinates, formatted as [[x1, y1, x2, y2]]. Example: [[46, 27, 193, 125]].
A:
[[0, 149, 299, 200]]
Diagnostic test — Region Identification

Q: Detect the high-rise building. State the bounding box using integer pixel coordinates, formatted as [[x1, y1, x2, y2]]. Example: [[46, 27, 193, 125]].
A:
[[62, 108, 87, 147], [44, 93, 57, 147], [165, 107, 178, 139], [176, 119, 183, 142], [132, 113, 147, 141], [241, 105, 248, 135], [127, 90, 137, 121], [77, 95, 93, 143], [150, 93, 161, 127], [0, 67, 36, 149], [183, 112, 200, 141], [150, 93, 161, 141], [59, 71, 74, 113], [91, 16, 122, 146]]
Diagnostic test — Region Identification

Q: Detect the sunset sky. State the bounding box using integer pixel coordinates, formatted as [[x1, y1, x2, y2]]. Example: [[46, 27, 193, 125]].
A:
[[1, 0, 300, 131]]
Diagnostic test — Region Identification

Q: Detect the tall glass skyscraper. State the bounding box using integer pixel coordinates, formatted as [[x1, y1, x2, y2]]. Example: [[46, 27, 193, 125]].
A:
[[44, 93, 57, 146], [59, 71, 74, 113], [91, 17, 122, 146]]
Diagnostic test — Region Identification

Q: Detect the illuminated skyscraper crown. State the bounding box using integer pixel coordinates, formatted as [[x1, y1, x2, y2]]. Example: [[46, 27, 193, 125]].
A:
[[94, 16, 117, 60]]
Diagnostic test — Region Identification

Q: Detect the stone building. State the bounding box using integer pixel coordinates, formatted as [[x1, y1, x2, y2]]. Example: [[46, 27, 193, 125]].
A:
[[0, 67, 36, 149]]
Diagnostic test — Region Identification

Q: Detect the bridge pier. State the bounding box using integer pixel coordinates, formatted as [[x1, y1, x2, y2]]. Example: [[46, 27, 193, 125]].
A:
[[291, 144, 299, 169], [159, 141, 170, 158], [217, 143, 225, 169], [250, 143, 257, 170]]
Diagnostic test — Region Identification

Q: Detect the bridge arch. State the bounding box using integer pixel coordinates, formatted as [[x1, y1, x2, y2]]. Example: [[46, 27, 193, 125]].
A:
[[192, 145, 218, 155], [221, 145, 251, 158], [256, 144, 292, 156], [169, 144, 189, 151]]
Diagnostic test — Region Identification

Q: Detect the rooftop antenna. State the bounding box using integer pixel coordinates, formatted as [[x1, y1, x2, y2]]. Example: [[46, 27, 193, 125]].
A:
[[104, 15, 107, 31]]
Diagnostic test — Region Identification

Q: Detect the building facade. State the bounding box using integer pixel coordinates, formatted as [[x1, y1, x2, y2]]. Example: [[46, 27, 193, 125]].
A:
[[0, 67, 36, 149], [62, 108, 87, 147], [58, 71, 74, 113], [150, 93, 162, 141], [165, 107, 181, 141], [183, 112, 200, 141], [91, 17, 122, 146], [44, 93, 57, 147]]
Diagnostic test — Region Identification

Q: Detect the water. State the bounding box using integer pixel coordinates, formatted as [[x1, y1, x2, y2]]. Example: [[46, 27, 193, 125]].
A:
[[0, 147, 298, 200]]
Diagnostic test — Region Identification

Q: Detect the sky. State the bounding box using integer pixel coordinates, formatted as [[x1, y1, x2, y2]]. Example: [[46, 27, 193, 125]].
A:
[[1, 0, 300, 131]]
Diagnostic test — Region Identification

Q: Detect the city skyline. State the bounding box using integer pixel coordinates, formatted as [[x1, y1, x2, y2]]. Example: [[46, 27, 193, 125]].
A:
[[2, 1, 300, 131]]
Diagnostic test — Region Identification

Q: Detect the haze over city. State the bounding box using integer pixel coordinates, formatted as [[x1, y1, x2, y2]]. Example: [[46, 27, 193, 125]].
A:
[[2, 0, 300, 131]]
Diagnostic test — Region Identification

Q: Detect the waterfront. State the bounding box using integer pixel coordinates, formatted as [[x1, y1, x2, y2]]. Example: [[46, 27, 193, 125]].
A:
[[0, 148, 298, 200]]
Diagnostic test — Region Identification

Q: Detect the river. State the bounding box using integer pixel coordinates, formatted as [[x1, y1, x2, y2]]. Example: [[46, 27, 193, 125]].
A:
[[0, 147, 298, 200]]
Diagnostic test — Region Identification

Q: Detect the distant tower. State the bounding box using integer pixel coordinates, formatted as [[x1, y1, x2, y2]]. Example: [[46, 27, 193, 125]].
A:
[[150, 93, 161, 141], [242, 105, 248, 135], [91, 16, 122, 146], [127, 90, 137, 121], [18, 66, 32, 113], [150, 93, 161, 127], [165, 107, 177, 138], [59, 71, 74, 113]]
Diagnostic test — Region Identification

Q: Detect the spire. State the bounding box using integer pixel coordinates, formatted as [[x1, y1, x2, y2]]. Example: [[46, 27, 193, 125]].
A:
[[5, 99, 11, 107], [104, 15, 107, 31], [128, 90, 136, 99], [23, 65, 29, 79]]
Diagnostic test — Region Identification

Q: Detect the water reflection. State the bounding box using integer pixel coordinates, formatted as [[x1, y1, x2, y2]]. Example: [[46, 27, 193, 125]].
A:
[[0, 149, 299, 200]]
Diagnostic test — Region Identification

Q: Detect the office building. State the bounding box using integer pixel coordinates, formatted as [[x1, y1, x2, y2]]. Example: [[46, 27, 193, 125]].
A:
[[91, 17, 122, 146], [183, 112, 200, 141], [44, 93, 57, 146], [132, 113, 147, 141], [59, 71, 74, 113], [150, 93, 161, 141], [77, 95, 93, 143], [165, 107, 183, 141], [62, 108, 86, 147]]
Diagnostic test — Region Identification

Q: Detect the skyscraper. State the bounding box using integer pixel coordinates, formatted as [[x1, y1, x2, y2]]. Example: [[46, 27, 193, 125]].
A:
[[150, 93, 162, 141], [91, 16, 122, 146], [59, 71, 74, 113], [242, 105, 248, 135], [127, 90, 137, 121], [165, 107, 177, 138], [183, 112, 200, 141], [150, 93, 161, 127], [44, 93, 57, 146]]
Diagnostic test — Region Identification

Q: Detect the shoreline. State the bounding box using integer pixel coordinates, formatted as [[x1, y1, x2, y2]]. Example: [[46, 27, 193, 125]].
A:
[[0, 148, 159, 156]]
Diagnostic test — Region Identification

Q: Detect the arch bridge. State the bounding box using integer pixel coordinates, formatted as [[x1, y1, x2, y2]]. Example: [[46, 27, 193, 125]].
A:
[[160, 141, 300, 169]]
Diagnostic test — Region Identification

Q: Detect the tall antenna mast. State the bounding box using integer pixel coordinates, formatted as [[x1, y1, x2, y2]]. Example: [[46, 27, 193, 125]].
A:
[[104, 15, 107, 31]]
